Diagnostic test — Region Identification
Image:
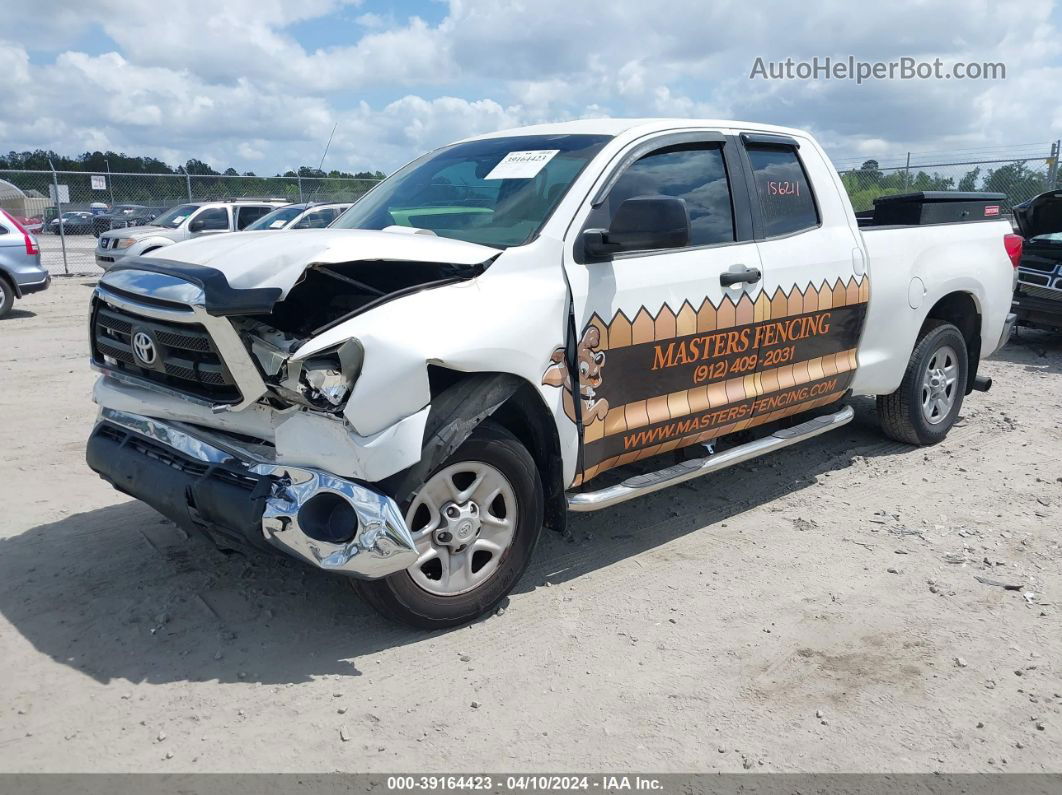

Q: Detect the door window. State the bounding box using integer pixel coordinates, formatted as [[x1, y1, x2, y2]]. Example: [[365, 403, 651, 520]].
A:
[[236, 205, 272, 229], [292, 208, 338, 229], [745, 146, 819, 237], [607, 143, 735, 247], [193, 207, 230, 231]]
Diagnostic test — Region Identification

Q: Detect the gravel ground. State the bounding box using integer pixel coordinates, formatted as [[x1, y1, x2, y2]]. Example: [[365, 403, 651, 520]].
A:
[[1, 277, 1059, 773]]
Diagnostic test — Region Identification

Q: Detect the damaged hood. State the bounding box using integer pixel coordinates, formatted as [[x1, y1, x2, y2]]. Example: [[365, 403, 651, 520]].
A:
[[136, 228, 501, 297]]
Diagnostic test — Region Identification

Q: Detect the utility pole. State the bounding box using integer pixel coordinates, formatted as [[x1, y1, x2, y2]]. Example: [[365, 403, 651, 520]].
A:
[[1048, 140, 1060, 189], [105, 159, 115, 207], [903, 152, 911, 192], [186, 172, 193, 201], [48, 159, 69, 275]]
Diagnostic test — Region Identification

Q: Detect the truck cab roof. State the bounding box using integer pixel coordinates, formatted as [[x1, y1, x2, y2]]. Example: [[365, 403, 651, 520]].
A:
[[460, 117, 808, 142]]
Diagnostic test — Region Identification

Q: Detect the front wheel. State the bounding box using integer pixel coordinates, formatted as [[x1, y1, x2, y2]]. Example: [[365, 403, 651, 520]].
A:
[[353, 421, 543, 629], [877, 320, 969, 445]]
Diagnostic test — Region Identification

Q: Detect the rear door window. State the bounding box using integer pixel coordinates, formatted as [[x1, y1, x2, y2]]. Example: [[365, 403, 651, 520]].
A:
[[745, 145, 819, 237]]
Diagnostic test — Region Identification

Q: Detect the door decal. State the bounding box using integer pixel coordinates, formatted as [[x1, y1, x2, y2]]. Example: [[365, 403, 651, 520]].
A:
[[564, 275, 869, 485], [542, 326, 610, 425]]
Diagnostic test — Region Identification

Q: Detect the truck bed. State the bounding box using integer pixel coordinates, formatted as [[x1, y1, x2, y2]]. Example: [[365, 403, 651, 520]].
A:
[[850, 217, 1014, 397]]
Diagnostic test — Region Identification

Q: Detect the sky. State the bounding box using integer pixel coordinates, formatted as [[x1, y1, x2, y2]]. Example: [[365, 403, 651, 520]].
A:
[[2, 0, 1060, 175]]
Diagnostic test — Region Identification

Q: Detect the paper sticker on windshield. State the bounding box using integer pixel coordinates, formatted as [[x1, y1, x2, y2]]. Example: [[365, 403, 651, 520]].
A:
[[171, 215, 187, 224], [270, 219, 286, 228], [485, 150, 559, 180]]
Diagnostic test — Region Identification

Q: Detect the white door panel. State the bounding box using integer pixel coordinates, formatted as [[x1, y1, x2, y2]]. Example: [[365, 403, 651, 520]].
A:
[[559, 137, 771, 484]]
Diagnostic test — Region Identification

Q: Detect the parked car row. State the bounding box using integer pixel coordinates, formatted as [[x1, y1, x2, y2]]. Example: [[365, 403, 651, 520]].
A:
[[49, 211, 96, 234], [94, 199, 353, 270], [1, 197, 351, 318], [92, 205, 167, 236]]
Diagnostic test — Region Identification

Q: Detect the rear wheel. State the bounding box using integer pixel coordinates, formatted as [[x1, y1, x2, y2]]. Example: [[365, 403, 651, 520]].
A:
[[0, 276, 14, 319], [353, 421, 543, 629], [877, 320, 968, 445]]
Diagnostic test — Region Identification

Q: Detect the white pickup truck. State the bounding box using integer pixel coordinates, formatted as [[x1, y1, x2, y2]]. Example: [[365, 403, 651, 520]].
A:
[[86, 119, 1019, 628]]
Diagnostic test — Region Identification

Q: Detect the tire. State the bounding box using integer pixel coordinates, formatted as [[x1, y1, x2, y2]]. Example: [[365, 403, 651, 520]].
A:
[[877, 320, 969, 445], [0, 276, 13, 319], [353, 421, 544, 630]]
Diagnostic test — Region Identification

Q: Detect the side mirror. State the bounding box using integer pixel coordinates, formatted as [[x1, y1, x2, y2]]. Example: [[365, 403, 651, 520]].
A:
[[583, 196, 690, 258], [189, 218, 205, 233]]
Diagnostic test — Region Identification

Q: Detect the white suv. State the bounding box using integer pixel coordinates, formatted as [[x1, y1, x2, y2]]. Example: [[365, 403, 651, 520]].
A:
[[95, 198, 288, 270]]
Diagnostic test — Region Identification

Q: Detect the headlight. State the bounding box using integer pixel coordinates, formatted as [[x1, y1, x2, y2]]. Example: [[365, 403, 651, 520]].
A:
[[296, 340, 364, 408], [116, 238, 136, 249]]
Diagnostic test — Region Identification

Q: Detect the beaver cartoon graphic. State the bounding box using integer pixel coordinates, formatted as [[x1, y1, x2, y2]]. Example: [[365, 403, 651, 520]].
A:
[[542, 326, 609, 425]]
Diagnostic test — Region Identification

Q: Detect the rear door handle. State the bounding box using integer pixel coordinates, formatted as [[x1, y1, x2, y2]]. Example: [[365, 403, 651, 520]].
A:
[[720, 265, 762, 287]]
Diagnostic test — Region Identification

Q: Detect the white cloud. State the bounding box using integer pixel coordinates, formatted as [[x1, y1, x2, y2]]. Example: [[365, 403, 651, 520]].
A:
[[2, 0, 1060, 174]]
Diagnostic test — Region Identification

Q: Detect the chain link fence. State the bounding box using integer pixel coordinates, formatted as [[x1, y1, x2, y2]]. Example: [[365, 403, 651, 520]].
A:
[[2, 144, 1060, 277], [837, 150, 1060, 214], [0, 169, 382, 274]]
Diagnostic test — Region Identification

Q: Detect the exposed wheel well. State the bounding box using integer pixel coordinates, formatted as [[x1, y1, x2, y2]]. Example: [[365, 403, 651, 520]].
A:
[[427, 365, 567, 533], [922, 291, 981, 393]]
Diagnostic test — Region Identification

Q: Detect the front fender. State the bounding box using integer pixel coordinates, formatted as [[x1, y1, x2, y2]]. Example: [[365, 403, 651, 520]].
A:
[[379, 372, 524, 505]]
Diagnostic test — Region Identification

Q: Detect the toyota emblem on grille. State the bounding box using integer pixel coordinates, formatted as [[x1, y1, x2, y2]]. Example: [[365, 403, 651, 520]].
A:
[[132, 331, 157, 365]]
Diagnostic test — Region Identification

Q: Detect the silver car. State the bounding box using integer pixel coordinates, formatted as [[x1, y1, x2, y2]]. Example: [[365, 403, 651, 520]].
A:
[[244, 202, 353, 231], [0, 209, 49, 319], [95, 198, 288, 270]]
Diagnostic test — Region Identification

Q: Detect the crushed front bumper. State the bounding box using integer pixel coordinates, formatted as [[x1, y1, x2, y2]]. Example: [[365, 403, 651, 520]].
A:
[[86, 408, 418, 579]]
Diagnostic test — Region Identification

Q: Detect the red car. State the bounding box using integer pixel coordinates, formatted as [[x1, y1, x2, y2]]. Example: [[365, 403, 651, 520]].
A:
[[10, 215, 43, 234]]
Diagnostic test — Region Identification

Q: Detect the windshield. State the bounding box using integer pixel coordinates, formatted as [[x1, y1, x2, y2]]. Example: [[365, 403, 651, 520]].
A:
[[246, 205, 305, 231], [149, 204, 198, 229], [332, 134, 612, 247]]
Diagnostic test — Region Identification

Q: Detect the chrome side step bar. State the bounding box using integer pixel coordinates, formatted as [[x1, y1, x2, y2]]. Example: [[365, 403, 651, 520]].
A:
[[566, 405, 854, 512]]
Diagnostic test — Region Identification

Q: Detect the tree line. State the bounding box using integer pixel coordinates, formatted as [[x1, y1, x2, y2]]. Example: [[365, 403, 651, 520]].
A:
[[0, 149, 384, 180], [0, 150, 386, 208], [841, 159, 1051, 212]]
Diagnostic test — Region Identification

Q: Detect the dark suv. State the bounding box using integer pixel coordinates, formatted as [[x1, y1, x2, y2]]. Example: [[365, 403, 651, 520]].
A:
[[1013, 190, 1062, 331], [92, 205, 166, 237]]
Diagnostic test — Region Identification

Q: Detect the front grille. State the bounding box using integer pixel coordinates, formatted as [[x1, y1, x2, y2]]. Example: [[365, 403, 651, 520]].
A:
[[1018, 251, 1062, 291], [91, 297, 241, 402]]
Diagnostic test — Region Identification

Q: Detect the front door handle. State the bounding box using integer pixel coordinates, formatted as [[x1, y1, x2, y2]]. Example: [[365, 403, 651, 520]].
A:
[[720, 265, 762, 287]]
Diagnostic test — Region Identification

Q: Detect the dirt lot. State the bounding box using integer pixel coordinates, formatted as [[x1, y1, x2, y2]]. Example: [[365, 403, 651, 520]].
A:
[[1, 278, 1060, 773]]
